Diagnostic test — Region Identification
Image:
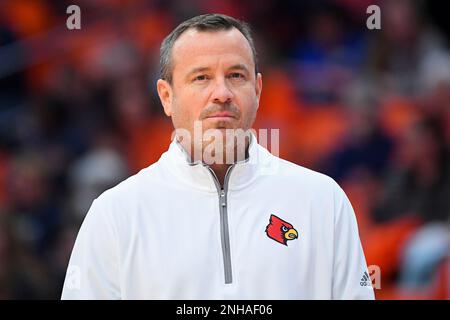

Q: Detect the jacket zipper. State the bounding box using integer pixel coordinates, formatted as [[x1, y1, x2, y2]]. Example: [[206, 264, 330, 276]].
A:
[[206, 165, 235, 284]]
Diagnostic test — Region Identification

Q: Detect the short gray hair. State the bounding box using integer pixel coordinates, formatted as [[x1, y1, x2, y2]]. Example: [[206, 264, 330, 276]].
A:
[[159, 13, 259, 84]]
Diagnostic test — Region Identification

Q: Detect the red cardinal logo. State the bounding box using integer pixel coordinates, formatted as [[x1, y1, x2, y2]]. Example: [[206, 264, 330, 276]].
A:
[[265, 214, 298, 246]]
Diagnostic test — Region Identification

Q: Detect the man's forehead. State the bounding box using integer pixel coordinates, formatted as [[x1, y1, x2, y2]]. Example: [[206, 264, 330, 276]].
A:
[[171, 28, 254, 71]]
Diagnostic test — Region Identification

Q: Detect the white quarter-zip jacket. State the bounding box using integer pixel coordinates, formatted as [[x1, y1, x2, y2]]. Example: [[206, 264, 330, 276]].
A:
[[61, 133, 375, 300]]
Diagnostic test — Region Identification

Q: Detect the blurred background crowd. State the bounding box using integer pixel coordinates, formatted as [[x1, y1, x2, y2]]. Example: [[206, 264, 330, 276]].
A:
[[0, 0, 448, 299]]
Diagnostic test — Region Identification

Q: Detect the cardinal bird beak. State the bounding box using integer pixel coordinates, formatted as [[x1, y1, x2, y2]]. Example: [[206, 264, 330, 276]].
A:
[[285, 228, 298, 240]]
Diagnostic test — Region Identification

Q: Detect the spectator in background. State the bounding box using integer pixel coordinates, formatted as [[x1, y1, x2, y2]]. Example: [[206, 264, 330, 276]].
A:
[[322, 80, 393, 181], [6, 153, 61, 256], [289, 3, 366, 104], [366, 0, 450, 97], [373, 119, 450, 224], [68, 137, 128, 220], [398, 221, 449, 292]]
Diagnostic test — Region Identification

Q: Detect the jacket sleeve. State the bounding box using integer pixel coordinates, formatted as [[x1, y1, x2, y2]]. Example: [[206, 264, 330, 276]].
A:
[[331, 183, 375, 300], [61, 198, 121, 299]]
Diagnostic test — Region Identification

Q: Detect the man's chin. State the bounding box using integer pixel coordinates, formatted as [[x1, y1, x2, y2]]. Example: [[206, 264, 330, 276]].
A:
[[202, 124, 237, 133]]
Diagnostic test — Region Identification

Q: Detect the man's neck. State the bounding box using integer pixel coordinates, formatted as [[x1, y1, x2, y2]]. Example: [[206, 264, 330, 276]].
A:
[[206, 142, 250, 186], [209, 163, 232, 187], [175, 136, 251, 187]]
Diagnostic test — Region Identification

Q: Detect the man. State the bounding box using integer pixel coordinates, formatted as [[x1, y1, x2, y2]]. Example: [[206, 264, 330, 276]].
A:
[[61, 13, 375, 299]]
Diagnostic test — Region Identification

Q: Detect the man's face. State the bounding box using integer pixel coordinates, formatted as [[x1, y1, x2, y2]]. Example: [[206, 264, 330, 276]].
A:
[[157, 28, 262, 157]]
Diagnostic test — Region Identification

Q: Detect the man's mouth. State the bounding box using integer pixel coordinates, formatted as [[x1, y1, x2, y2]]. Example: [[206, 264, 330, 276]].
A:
[[205, 111, 236, 119]]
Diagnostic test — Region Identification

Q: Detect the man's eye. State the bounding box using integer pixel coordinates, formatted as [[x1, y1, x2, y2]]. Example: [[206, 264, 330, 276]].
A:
[[229, 73, 244, 79], [194, 75, 208, 81]]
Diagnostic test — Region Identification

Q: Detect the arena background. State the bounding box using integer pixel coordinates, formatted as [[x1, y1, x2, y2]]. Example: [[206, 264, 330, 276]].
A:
[[0, 0, 448, 299]]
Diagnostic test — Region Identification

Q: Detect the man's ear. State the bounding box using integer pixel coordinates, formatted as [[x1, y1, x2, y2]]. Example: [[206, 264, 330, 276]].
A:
[[255, 73, 263, 108], [157, 79, 173, 117]]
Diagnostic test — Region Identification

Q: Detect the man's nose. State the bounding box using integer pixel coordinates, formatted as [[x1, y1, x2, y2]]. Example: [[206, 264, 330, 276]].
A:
[[211, 78, 234, 104]]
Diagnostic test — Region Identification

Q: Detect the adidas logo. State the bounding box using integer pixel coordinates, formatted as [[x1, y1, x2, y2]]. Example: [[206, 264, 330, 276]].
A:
[[360, 271, 372, 287]]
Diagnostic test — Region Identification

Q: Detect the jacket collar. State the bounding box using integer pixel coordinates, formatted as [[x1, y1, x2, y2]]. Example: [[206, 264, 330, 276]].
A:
[[160, 131, 273, 192]]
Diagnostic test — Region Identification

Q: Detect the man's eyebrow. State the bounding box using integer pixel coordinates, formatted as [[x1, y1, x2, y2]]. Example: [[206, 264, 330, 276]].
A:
[[228, 64, 250, 73], [185, 64, 251, 80]]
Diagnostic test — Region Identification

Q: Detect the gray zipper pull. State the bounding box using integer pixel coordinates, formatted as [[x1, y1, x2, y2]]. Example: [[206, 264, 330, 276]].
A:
[[221, 189, 226, 206]]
